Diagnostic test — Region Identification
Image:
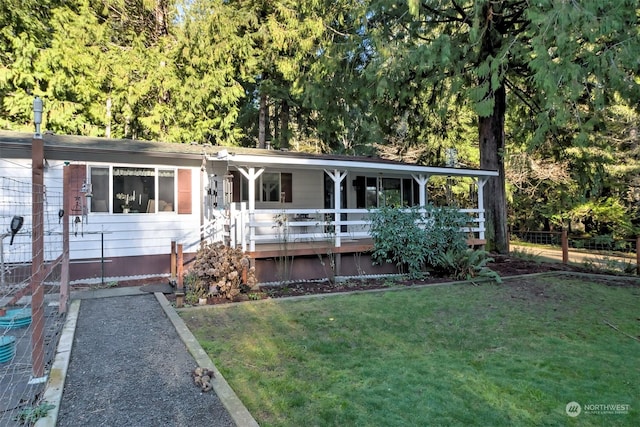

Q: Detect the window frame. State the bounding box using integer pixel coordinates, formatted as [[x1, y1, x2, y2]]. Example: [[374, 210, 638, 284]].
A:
[[87, 164, 181, 214], [231, 170, 293, 203], [355, 175, 418, 208]]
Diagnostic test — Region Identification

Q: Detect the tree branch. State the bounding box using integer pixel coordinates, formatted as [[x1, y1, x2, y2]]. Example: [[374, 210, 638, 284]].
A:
[[604, 320, 640, 343], [504, 78, 542, 115], [421, 3, 467, 24], [451, 0, 469, 23]]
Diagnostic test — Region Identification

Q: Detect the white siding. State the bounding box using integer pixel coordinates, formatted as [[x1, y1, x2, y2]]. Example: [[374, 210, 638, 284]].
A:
[[0, 158, 202, 264], [291, 169, 325, 209], [0, 159, 65, 264]]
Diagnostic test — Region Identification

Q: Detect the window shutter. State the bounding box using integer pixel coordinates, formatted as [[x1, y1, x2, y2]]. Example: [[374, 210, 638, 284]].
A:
[[177, 169, 192, 214], [354, 176, 366, 208], [281, 173, 292, 203], [231, 171, 241, 202]]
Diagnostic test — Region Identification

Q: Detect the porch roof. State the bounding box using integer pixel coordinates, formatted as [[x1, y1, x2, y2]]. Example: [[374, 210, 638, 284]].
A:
[[209, 149, 498, 178], [0, 131, 498, 178], [0, 131, 208, 162]]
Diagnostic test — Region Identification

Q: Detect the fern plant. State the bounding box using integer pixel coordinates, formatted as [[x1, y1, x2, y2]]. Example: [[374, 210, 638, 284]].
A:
[[436, 249, 502, 283]]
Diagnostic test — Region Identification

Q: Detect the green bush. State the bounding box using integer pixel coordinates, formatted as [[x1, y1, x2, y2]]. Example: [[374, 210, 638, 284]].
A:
[[186, 242, 259, 300], [435, 248, 502, 283], [369, 205, 470, 279]]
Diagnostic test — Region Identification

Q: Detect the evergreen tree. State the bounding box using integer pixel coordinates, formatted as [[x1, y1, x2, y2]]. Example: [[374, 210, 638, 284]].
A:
[[229, 0, 324, 149], [0, 0, 63, 129], [357, 0, 640, 252]]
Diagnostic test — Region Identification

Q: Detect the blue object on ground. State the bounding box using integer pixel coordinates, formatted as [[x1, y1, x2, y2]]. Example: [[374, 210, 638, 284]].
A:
[[0, 308, 32, 328], [0, 335, 16, 363]]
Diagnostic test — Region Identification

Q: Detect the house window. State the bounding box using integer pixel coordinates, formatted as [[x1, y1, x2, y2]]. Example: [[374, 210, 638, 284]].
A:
[[158, 169, 176, 212], [113, 167, 155, 213], [88, 165, 186, 214], [262, 172, 280, 202], [260, 172, 292, 202], [355, 176, 418, 208], [90, 167, 109, 212], [381, 178, 401, 207], [232, 171, 292, 203], [365, 177, 378, 208], [230, 171, 250, 203]]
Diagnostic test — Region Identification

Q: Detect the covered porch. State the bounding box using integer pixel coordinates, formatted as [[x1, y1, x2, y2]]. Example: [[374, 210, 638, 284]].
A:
[[204, 149, 499, 259]]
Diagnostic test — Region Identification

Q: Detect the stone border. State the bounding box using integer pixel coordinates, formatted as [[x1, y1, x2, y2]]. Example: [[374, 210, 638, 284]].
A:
[[35, 289, 258, 427], [154, 292, 259, 427], [34, 299, 81, 427]]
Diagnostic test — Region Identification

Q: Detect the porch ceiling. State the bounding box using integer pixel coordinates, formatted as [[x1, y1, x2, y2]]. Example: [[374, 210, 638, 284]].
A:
[[210, 151, 499, 178]]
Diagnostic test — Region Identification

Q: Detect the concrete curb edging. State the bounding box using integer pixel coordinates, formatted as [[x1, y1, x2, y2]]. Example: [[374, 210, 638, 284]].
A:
[[154, 292, 259, 427], [34, 299, 81, 427]]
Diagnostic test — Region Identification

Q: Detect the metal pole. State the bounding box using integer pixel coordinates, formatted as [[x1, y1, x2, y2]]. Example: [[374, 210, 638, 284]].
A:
[[0, 234, 6, 286], [60, 165, 70, 314], [101, 231, 104, 285]]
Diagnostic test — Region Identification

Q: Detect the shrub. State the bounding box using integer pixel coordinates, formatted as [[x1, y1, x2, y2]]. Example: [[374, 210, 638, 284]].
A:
[[369, 204, 470, 279], [187, 242, 259, 300], [435, 248, 502, 283]]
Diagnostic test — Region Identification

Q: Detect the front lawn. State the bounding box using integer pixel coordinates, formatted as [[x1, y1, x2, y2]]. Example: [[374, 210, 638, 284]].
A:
[[181, 274, 639, 426]]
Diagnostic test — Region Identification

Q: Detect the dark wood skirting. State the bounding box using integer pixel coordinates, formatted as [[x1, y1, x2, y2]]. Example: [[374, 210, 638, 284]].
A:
[[68, 237, 485, 283], [248, 240, 374, 259]]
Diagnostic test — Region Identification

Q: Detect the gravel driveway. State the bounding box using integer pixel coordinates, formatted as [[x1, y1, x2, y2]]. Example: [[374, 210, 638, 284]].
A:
[[56, 294, 235, 427]]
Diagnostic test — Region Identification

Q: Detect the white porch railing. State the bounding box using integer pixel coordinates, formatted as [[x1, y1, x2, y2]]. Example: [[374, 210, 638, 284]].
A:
[[204, 204, 486, 252]]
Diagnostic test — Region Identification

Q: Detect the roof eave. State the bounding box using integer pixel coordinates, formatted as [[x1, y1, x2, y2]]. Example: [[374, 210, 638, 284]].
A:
[[208, 152, 499, 177]]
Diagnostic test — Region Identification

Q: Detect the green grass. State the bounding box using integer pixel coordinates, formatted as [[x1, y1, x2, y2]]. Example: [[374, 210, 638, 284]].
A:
[[181, 275, 640, 426]]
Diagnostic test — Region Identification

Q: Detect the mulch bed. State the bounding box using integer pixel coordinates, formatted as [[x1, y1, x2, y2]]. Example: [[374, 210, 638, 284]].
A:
[[257, 255, 602, 299], [74, 254, 639, 305]]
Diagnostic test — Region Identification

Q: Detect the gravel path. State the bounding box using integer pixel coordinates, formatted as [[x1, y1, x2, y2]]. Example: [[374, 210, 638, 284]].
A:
[[56, 294, 235, 427]]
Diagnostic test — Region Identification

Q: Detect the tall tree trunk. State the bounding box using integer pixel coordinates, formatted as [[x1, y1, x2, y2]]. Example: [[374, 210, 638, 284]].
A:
[[154, 0, 168, 37], [273, 102, 280, 145], [106, 97, 111, 138], [258, 92, 268, 148], [479, 84, 509, 253], [478, 1, 508, 253], [279, 99, 290, 150]]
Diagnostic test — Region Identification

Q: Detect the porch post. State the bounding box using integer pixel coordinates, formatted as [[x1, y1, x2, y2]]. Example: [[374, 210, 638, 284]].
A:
[[229, 203, 237, 247], [240, 202, 247, 252], [324, 169, 347, 247], [237, 167, 264, 252], [412, 174, 430, 206], [477, 177, 488, 241]]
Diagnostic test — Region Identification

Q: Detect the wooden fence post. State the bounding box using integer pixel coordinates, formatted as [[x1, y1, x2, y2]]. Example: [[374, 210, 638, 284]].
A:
[[561, 230, 568, 264], [31, 134, 45, 378], [175, 244, 184, 308], [170, 240, 176, 283]]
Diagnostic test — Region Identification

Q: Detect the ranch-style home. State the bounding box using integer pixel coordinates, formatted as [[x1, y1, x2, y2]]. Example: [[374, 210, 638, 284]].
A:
[[0, 131, 497, 283]]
